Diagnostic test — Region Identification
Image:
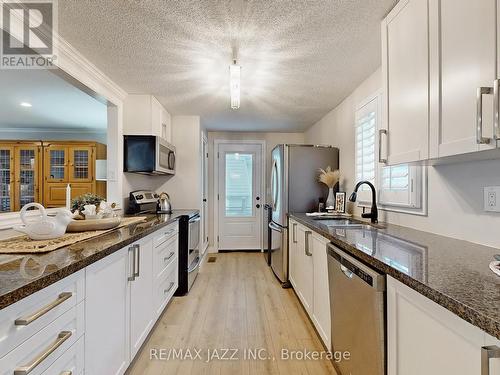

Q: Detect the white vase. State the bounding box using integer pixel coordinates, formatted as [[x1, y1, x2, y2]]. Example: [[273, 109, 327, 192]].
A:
[[326, 187, 335, 209]]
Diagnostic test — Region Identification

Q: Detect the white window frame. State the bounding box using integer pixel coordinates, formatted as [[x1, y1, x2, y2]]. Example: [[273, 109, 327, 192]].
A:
[[355, 91, 427, 216]]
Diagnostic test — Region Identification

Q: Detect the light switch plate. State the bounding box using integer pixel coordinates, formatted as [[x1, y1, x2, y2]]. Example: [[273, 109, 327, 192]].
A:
[[484, 186, 500, 212]]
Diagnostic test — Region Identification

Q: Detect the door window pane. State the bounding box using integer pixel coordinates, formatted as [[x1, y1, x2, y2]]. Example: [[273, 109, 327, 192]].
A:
[[225, 153, 253, 217], [19, 149, 36, 206], [50, 150, 65, 179], [0, 149, 11, 211], [74, 150, 89, 179]]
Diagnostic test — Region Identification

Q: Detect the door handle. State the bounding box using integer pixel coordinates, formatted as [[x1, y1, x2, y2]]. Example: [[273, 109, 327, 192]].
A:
[[134, 244, 140, 278], [379, 129, 388, 164], [268, 221, 282, 233], [292, 223, 297, 243], [481, 345, 500, 375], [304, 231, 312, 256], [340, 264, 354, 279], [477, 86, 493, 144], [15, 292, 72, 326], [14, 331, 72, 375], [494, 79, 500, 140], [128, 245, 136, 281]]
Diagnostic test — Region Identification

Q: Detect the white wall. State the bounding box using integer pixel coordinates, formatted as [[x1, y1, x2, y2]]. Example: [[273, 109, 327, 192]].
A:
[[305, 68, 500, 248], [0, 128, 107, 144], [207, 131, 305, 247], [123, 115, 202, 210]]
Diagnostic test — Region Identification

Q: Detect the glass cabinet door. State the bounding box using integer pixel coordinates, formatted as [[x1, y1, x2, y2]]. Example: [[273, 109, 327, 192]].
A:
[[0, 147, 14, 212], [14, 146, 41, 211], [44, 146, 68, 182], [69, 146, 94, 183]]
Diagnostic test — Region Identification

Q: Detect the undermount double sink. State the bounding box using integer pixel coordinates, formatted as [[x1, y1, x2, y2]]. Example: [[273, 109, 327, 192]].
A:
[[313, 218, 375, 230]]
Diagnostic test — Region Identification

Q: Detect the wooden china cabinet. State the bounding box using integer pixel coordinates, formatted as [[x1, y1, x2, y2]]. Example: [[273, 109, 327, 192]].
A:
[[0, 140, 106, 212], [43, 141, 106, 207], [0, 141, 43, 212]]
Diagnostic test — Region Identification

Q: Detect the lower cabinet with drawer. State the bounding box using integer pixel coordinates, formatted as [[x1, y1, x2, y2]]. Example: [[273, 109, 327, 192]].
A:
[[387, 276, 500, 375], [0, 271, 85, 375], [0, 221, 181, 375], [85, 221, 180, 375]]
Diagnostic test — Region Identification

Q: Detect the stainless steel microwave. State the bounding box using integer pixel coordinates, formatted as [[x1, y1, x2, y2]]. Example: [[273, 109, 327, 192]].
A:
[[123, 135, 176, 175]]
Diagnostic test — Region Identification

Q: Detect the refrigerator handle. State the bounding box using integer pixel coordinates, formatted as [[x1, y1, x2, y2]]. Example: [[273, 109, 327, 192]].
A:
[[271, 159, 278, 210]]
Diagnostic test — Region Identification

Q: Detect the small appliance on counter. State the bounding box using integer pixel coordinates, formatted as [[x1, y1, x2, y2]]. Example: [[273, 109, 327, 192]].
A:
[[157, 192, 172, 214], [127, 190, 160, 215]]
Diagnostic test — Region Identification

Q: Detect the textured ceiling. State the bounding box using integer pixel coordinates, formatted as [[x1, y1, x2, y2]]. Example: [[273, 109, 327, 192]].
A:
[[0, 69, 107, 131], [58, 0, 396, 132]]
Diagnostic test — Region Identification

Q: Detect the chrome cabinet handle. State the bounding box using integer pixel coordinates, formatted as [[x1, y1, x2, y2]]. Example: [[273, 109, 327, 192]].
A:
[[292, 223, 297, 244], [60, 372, 72, 375], [14, 331, 72, 375], [128, 245, 136, 281], [134, 244, 140, 278], [15, 292, 72, 326], [340, 264, 354, 279], [494, 79, 500, 141], [304, 231, 312, 256], [379, 129, 388, 164], [477, 86, 493, 144], [164, 282, 175, 294], [481, 345, 500, 375], [164, 251, 175, 262]]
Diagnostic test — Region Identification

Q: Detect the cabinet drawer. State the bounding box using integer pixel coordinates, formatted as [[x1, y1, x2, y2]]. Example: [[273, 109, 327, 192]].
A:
[[154, 259, 178, 317], [154, 235, 178, 279], [153, 222, 178, 248], [40, 335, 84, 375], [0, 301, 84, 375], [0, 270, 84, 357]]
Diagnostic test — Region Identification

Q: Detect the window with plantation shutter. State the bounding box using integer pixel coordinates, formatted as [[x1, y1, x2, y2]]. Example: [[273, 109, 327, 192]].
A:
[[355, 93, 426, 212], [355, 97, 377, 201]]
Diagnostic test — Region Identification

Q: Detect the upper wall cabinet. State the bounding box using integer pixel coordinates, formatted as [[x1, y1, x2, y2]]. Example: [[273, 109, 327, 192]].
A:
[[124, 95, 172, 142], [382, 0, 500, 165], [381, 0, 430, 165], [429, 0, 497, 158]]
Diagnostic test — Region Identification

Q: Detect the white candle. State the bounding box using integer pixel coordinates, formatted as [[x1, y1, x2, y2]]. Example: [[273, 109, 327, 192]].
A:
[[66, 184, 71, 210]]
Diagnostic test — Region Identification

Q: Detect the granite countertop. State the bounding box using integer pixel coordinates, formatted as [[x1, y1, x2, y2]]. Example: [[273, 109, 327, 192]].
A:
[[0, 210, 198, 311], [289, 213, 500, 340]]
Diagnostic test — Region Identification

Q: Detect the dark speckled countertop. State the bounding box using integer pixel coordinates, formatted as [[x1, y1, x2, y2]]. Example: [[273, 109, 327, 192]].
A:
[[289, 213, 500, 340], [0, 210, 198, 311]]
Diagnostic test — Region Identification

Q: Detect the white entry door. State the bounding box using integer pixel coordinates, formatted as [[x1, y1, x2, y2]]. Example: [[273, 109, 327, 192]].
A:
[[218, 143, 263, 250]]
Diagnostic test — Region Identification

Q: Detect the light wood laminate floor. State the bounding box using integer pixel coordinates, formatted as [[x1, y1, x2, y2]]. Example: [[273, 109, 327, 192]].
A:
[[128, 252, 336, 375]]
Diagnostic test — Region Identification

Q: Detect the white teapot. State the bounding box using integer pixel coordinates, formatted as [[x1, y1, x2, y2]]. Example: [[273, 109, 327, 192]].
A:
[[13, 203, 74, 240]]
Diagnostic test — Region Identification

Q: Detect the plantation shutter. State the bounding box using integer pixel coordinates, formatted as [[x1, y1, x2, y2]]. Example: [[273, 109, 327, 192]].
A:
[[355, 97, 377, 201]]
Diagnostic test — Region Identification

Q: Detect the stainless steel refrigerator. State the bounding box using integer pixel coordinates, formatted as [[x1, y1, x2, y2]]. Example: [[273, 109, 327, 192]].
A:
[[269, 144, 339, 284]]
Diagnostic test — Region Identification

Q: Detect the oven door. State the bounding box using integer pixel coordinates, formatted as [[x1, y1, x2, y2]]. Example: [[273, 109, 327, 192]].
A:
[[156, 138, 176, 174]]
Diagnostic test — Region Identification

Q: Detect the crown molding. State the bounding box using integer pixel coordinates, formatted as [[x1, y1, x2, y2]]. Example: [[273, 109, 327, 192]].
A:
[[0, 127, 106, 134]]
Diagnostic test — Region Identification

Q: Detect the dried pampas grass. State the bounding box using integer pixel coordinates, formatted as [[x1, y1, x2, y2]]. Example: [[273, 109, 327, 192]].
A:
[[318, 166, 340, 188]]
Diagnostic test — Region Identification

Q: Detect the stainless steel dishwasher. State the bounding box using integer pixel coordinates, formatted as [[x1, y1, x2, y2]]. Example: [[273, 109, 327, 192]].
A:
[[327, 243, 386, 375]]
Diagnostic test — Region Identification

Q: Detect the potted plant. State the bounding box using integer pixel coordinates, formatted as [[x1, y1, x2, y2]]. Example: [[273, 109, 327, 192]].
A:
[[318, 167, 340, 209]]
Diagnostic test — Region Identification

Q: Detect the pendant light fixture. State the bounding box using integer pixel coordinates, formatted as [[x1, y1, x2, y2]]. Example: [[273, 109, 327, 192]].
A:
[[229, 58, 241, 110]]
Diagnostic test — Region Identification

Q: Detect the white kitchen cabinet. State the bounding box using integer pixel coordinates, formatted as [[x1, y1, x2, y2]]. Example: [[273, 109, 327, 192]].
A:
[[387, 276, 500, 375], [294, 224, 314, 315], [288, 219, 299, 289], [429, 0, 497, 158], [485, 334, 500, 374], [85, 246, 131, 375], [288, 221, 331, 349], [130, 238, 155, 358], [124, 94, 171, 141], [381, 0, 430, 165], [311, 232, 331, 350]]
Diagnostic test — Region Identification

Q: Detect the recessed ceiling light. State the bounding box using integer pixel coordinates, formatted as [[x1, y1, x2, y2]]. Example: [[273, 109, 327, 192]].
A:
[[20, 102, 32, 107]]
